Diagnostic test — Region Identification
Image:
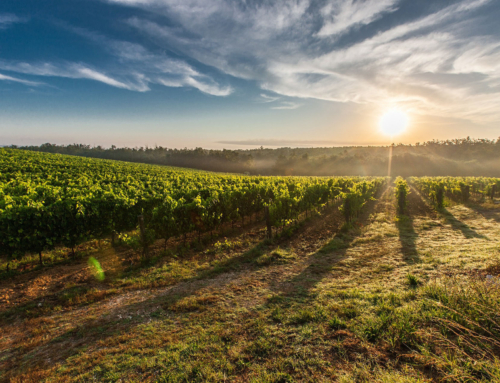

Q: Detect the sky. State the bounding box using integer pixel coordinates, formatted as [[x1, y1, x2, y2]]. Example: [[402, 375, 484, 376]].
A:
[[1, 0, 499, 149]]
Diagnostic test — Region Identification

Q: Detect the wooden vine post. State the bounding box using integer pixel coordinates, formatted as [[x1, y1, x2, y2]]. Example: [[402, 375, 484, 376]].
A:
[[138, 214, 148, 257], [265, 205, 272, 239]]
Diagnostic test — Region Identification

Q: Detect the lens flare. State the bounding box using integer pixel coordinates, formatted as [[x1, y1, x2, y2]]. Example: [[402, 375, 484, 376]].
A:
[[88, 256, 105, 281], [379, 109, 409, 137]]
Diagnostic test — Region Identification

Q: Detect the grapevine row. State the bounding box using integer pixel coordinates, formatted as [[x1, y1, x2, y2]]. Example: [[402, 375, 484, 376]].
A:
[[0, 149, 386, 264], [410, 176, 499, 208]]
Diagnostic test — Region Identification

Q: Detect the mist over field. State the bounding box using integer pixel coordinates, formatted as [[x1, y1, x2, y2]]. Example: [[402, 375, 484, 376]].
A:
[[3, 0, 500, 382], [16, 137, 500, 177]]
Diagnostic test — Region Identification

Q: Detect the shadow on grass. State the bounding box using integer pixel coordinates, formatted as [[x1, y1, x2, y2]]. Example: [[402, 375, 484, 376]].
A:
[[409, 185, 487, 240], [466, 203, 500, 224], [440, 208, 488, 239], [0, 248, 95, 282], [3, 194, 380, 380], [2, 236, 277, 380], [271, 187, 388, 299], [396, 215, 419, 264]]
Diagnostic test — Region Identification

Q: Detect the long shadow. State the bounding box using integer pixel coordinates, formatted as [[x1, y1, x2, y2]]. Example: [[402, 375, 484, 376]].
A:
[[396, 215, 419, 264], [6, 203, 346, 380], [396, 187, 426, 264], [3, 190, 385, 380], [409, 185, 487, 240], [466, 202, 500, 224], [270, 187, 389, 299], [2, 236, 274, 381], [441, 208, 488, 239]]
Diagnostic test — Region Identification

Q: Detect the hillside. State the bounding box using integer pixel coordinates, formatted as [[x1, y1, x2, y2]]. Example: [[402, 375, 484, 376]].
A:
[[1, 180, 500, 381], [13, 137, 500, 177]]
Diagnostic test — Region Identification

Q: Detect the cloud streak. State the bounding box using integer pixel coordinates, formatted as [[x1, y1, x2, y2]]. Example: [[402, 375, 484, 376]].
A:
[[0, 61, 148, 91], [0, 22, 233, 96], [271, 101, 302, 110], [259, 93, 301, 109], [0, 14, 26, 29], [61, 27, 233, 95], [0, 72, 42, 86], [317, 0, 398, 37], [110, 0, 499, 122]]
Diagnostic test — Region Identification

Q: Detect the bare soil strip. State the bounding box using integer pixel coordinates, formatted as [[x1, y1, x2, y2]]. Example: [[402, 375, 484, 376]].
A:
[[2, 186, 500, 382]]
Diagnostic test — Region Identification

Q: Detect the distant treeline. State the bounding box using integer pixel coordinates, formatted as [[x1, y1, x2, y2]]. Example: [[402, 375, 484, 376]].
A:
[[11, 137, 500, 177]]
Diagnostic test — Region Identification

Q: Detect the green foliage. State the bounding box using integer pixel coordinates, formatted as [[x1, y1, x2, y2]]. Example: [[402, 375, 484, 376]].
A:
[[328, 316, 347, 330], [212, 238, 242, 253], [406, 273, 420, 287], [394, 177, 409, 215], [0, 149, 386, 260], [340, 179, 386, 223], [410, 176, 500, 207], [118, 233, 142, 250], [16, 137, 500, 177]]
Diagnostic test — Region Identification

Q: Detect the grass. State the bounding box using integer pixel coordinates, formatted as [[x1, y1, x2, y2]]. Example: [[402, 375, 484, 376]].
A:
[[406, 273, 421, 287], [2, 186, 500, 382]]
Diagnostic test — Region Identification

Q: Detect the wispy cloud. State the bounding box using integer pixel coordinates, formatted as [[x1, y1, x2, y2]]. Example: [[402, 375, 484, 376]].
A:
[[317, 0, 399, 37], [0, 20, 232, 95], [0, 44, 232, 96], [109, 0, 499, 122], [40, 24, 233, 96], [0, 61, 148, 91], [4, 0, 498, 123], [271, 101, 302, 110], [260, 93, 280, 103], [0, 72, 42, 86], [259, 93, 301, 109], [0, 14, 27, 29]]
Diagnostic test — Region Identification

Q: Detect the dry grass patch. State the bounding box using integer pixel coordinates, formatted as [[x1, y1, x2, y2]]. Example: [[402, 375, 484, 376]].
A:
[[3, 185, 500, 382]]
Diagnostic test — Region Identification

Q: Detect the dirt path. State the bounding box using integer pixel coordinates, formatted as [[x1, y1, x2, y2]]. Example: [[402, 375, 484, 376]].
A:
[[3, 185, 500, 382], [0, 199, 349, 379]]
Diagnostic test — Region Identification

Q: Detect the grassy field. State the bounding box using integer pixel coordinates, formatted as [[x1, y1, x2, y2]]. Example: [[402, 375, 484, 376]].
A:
[[1, 184, 500, 382]]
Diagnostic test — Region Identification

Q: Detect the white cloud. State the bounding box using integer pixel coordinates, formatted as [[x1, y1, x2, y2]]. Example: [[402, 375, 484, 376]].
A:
[[271, 101, 302, 110], [0, 37, 232, 95], [0, 14, 26, 29], [317, 0, 399, 37], [110, 0, 500, 121], [75, 66, 146, 90], [119, 0, 499, 122], [260, 93, 280, 103], [44, 25, 233, 96], [259, 93, 301, 109], [157, 75, 232, 96], [182, 76, 232, 96], [104, 39, 232, 95], [0, 61, 149, 91], [7, 0, 498, 121], [0, 73, 42, 86]]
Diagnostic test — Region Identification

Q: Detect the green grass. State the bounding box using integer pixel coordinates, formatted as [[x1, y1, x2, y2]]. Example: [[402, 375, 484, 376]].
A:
[[2, 186, 500, 382]]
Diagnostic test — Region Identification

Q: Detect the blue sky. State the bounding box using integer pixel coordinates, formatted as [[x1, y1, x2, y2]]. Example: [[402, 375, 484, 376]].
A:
[[1, 0, 499, 148]]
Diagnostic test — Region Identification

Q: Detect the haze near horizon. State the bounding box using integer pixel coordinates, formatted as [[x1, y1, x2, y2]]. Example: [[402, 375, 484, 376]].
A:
[[1, 0, 499, 149]]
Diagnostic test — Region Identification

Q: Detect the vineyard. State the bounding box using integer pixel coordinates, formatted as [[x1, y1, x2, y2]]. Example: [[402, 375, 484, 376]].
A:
[[2, 150, 500, 382], [410, 176, 500, 208], [0, 149, 385, 268]]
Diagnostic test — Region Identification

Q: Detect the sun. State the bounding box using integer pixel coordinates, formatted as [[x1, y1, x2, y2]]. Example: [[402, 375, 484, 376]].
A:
[[379, 108, 409, 137]]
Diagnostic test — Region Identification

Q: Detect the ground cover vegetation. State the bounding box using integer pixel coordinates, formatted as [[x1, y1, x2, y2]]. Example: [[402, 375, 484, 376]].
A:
[[1, 150, 500, 382], [12, 137, 500, 177], [411, 177, 500, 208], [0, 149, 384, 271]]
